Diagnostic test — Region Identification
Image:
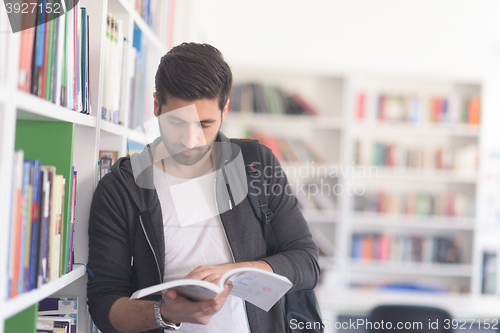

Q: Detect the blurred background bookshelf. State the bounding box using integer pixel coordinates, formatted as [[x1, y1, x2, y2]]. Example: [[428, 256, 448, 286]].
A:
[[206, 0, 500, 330]]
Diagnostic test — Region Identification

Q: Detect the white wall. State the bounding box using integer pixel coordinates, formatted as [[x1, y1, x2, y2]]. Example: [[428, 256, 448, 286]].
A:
[[181, 0, 500, 80]]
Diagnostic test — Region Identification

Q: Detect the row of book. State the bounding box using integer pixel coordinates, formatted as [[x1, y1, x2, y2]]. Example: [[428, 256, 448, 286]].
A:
[[355, 92, 481, 125], [248, 131, 325, 164], [8, 151, 77, 299], [353, 191, 475, 218], [17, 0, 91, 113], [229, 83, 318, 115], [349, 281, 454, 294], [37, 297, 78, 333], [100, 13, 128, 125], [351, 233, 463, 264], [355, 141, 478, 175], [128, 27, 149, 129], [133, 0, 174, 45]]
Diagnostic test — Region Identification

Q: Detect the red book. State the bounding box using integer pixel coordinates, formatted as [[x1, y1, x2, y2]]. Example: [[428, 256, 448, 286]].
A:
[[263, 136, 284, 163], [17, 1, 37, 92], [378, 234, 391, 261], [355, 92, 365, 121]]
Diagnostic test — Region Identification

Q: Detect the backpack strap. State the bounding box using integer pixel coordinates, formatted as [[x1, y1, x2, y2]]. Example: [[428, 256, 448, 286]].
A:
[[230, 138, 278, 256]]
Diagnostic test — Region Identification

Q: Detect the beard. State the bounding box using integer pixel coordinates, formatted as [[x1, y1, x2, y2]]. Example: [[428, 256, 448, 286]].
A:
[[165, 142, 211, 166]]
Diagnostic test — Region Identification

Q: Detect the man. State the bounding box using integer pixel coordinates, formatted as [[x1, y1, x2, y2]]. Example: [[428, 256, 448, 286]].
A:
[[87, 42, 320, 333]]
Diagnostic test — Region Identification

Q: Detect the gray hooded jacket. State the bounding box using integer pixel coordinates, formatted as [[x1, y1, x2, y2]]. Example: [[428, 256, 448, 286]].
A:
[[87, 132, 320, 333]]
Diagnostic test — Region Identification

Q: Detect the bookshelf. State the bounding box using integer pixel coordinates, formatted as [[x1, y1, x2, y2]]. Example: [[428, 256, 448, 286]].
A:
[[221, 67, 500, 323], [0, 0, 175, 332]]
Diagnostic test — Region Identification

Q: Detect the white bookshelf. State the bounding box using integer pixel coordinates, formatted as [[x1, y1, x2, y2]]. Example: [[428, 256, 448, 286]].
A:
[[222, 67, 500, 320], [0, 0, 174, 332]]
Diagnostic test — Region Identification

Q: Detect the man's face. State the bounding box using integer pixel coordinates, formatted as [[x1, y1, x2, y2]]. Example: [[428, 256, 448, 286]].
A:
[[154, 94, 227, 166]]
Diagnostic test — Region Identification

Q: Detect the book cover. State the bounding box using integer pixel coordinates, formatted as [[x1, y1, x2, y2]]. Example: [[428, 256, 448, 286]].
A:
[[9, 151, 24, 298], [28, 160, 41, 291], [39, 297, 78, 333], [53, 12, 65, 105], [75, 5, 83, 112], [17, 0, 37, 92], [31, 0, 47, 96], [80, 8, 87, 114], [18, 161, 32, 294], [38, 167, 53, 286]]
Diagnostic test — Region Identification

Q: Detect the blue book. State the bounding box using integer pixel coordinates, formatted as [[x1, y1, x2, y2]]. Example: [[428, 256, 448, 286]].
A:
[[19, 162, 31, 294], [28, 160, 41, 290], [65, 167, 74, 273]]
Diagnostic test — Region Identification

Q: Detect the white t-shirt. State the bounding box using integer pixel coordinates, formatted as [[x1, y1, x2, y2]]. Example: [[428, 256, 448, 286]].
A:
[[153, 165, 251, 333]]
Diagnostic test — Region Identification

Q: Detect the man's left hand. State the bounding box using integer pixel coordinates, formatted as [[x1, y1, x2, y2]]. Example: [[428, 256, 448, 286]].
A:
[[184, 261, 273, 284]]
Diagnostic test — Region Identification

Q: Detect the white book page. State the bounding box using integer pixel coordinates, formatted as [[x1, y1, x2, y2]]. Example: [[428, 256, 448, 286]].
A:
[[221, 268, 293, 312], [130, 279, 222, 301]]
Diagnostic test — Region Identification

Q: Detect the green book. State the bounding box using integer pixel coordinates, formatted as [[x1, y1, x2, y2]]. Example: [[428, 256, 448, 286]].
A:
[[5, 304, 38, 333], [61, 2, 68, 107], [44, 3, 56, 102]]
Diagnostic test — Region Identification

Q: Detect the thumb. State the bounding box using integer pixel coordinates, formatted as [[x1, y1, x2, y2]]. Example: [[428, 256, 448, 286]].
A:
[[164, 289, 178, 300]]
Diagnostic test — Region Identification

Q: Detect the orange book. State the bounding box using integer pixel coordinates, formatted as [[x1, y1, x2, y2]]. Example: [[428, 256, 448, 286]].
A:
[[362, 235, 374, 261], [468, 96, 480, 125], [17, 1, 37, 92], [10, 154, 24, 297], [263, 136, 284, 163]]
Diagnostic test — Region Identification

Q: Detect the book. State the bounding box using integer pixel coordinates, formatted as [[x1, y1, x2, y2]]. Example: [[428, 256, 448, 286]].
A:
[[39, 297, 78, 333], [38, 167, 52, 286], [229, 82, 318, 115], [37, 315, 71, 333], [130, 267, 293, 312]]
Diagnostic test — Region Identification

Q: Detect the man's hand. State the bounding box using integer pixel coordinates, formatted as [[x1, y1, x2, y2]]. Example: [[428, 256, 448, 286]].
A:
[[184, 261, 274, 284], [161, 284, 232, 325]]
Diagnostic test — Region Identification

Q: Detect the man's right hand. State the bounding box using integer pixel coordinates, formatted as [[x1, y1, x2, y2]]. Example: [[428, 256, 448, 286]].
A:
[[160, 284, 233, 325]]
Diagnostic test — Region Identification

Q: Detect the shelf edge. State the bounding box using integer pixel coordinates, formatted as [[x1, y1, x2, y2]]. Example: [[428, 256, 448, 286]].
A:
[[1, 266, 86, 320]]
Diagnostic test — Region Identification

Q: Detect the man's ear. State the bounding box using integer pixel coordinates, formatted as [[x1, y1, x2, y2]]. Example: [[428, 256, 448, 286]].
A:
[[221, 99, 230, 122], [153, 92, 160, 117]]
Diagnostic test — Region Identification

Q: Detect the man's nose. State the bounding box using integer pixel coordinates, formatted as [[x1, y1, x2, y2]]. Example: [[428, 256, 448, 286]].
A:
[[180, 124, 203, 149]]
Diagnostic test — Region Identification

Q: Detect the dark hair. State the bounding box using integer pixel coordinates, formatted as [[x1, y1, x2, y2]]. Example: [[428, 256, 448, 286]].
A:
[[155, 42, 233, 112]]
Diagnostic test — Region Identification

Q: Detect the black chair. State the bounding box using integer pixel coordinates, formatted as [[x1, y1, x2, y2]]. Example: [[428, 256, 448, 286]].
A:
[[368, 305, 452, 333]]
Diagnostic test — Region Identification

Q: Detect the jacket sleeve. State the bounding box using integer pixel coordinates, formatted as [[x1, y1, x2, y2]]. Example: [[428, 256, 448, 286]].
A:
[[258, 145, 321, 292], [87, 175, 134, 333]]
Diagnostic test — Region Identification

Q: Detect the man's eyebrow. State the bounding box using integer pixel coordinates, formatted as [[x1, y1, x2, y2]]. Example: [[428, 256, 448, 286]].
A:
[[166, 114, 184, 121], [166, 114, 217, 123]]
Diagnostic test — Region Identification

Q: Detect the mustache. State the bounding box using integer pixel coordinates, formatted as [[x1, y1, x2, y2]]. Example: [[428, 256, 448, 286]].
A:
[[174, 144, 210, 153]]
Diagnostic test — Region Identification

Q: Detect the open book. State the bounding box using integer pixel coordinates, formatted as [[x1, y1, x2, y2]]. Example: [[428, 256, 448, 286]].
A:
[[130, 267, 293, 312]]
